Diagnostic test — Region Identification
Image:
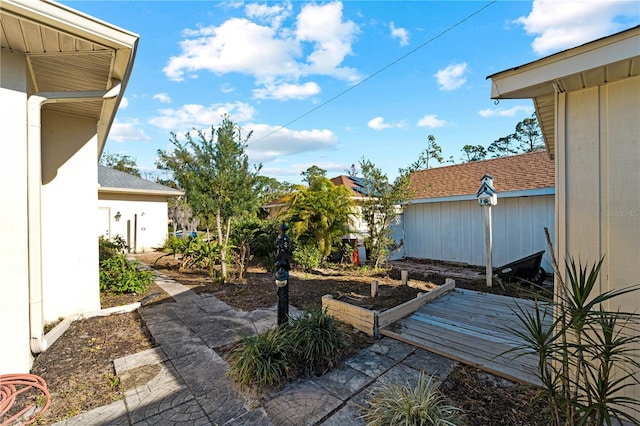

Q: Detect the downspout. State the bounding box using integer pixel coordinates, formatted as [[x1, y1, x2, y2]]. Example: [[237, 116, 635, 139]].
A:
[[27, 83, 121, 354]]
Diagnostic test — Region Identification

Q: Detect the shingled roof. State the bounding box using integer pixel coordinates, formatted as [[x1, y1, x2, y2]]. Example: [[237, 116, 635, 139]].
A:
[[329, 175, 372, 198], [409, 151, 554, 200], [98, 166, 183, 196]]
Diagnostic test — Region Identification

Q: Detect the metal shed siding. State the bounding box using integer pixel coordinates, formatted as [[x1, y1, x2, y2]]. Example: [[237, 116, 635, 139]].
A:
[[404, 194, 554, 271]]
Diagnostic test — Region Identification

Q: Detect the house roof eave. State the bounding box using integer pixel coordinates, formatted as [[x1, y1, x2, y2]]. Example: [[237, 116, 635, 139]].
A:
[[98, 186, 184, 197]]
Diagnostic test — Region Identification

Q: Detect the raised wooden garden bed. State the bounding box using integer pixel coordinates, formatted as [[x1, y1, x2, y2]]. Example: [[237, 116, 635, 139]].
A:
[[322, 278, 455, 338]]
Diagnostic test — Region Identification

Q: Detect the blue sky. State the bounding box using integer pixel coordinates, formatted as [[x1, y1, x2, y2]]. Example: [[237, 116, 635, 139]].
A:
[[62, 0, 639, 184]]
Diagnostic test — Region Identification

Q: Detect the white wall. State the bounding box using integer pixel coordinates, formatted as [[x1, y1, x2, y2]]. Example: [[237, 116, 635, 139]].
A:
[[556, 76, 640, 410], [0, 50, 32, 374], [41, 110, 101, 322], [97, 193, 170, 252], [404, 194, 555, 271]]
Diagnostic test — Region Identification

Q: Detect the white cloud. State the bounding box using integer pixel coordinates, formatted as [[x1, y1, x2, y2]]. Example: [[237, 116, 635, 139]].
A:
[[110, 120, 150, 143], [119, 97, 129, 109], [295, 2, 360, 81], [163, 1, 361, 86], [434, 63, 468, 91], [368, 116, 392, 130], [478, 105, 534, 118], [148, 102, 256, 131], [390, 22, 409, 46], [245, 2, 292, 28], [417, 114, 447, 128], [367, 116, 406, 130], [244, 123, 338, 163], [515, 0, 639, 55], [253, 81, 321, 100], [153, 93, 172, 103]]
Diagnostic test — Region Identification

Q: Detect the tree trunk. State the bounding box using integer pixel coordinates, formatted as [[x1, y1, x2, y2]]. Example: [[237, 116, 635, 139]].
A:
[[216, 209, 227, 281]]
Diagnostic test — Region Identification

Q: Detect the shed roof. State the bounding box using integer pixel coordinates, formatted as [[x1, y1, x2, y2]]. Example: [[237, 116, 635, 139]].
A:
[[409, 151, 554, 200], [98, 166, 183, 196]]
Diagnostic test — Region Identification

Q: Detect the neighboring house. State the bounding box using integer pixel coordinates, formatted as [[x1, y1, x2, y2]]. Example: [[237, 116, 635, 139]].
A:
[[488, 26, 639, 414], [0, 0, 138, 374], [262, 175, 373, 261], [98, 166, 184, 253], [405, 151, 555, 270]]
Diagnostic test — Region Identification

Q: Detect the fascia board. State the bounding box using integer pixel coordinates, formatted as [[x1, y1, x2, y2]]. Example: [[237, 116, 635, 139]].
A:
[[3, 0, 139, 48], [98, 187, 184, 197], [489, 29, 639, 99], [410, 187, 555, 205]]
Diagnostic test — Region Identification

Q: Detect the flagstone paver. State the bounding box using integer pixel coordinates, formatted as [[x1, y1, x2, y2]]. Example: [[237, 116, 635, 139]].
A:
[[57, 269, 458, 425]]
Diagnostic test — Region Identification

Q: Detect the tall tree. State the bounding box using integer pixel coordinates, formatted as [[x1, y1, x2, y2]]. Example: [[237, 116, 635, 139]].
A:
[[156, 115, 261, 281], [280, 166, 355, 259], [255, 176, 292, 208], [487, 135, 518, 158], [301, 165, 327, 185], [513, 113, 544, 152], [100, 152, 141, 177], [411, 134, 444, 171], [460, 144, 487, 162], [359, 159, 412, 269]]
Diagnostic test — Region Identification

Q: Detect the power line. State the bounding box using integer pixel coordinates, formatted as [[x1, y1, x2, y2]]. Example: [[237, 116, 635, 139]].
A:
[[253, 0, 498, 143]]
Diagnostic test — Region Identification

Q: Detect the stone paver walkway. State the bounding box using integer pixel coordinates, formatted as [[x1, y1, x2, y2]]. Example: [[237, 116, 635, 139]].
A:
[[54, 270, 457, 425]]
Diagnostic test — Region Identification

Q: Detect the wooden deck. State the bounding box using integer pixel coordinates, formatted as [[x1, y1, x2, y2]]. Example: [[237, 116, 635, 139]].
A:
[[380, 288, 551, 386]]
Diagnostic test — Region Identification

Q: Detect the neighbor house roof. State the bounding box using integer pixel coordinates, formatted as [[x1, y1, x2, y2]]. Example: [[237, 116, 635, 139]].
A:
[[409, 151, 554, 201], [329, 175, 371, 198], [487, 25, 640, 159], [263, 174, 371, 210], [98, 166, 184, 197]]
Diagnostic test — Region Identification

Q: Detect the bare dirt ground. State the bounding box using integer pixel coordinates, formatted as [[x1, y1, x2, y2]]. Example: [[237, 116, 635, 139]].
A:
[[23, 253, 549, 425]]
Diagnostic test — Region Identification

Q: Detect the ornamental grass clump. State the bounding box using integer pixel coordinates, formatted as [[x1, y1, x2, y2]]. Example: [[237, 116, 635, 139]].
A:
[[361, 372, 464, 426], [226, 326, 292, 394], [289, 308, 347, 376], [506, 252, 640, 426]]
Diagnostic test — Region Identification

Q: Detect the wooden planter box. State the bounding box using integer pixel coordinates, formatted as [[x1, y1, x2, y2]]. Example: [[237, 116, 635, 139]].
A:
[[322, 278, 455, 338]]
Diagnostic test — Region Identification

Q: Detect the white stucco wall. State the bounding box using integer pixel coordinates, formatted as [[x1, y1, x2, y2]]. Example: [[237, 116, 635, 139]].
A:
[[97, 193, 171, 252], [40, 110, 101, 322], [556, 76, 640, 409], [404, 194, 555, 271], [0, 50, 32, 374]]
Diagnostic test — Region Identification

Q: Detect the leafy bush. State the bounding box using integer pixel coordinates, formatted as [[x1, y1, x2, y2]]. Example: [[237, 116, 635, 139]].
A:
[[292, 244, 322, 272], [226, 326, 292, 394], [99, 254, 154, 294], [99, 236, 118, 262], [289, 309, 347, 375], [361, 372, 464, 426], [252, 219, 280, 258], [162, 234, 183, 258]]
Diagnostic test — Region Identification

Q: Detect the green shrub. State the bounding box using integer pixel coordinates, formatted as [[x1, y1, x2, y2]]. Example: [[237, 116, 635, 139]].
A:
[[99, 236, 118, 262], [99, 254, 154, 294], [289, 309, 347, 375], [252, 219, 281, 258], [361, 372, 464, 426], [226, 327, 292, 394], [292, 244, 322, 272]]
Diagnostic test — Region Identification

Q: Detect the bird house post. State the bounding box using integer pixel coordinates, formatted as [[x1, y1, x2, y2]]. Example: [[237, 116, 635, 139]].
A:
[[476, 175, 497, 288]]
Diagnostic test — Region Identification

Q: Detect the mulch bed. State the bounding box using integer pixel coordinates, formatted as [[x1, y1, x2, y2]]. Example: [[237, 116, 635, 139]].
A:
[[21, 251, 550, 425]]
